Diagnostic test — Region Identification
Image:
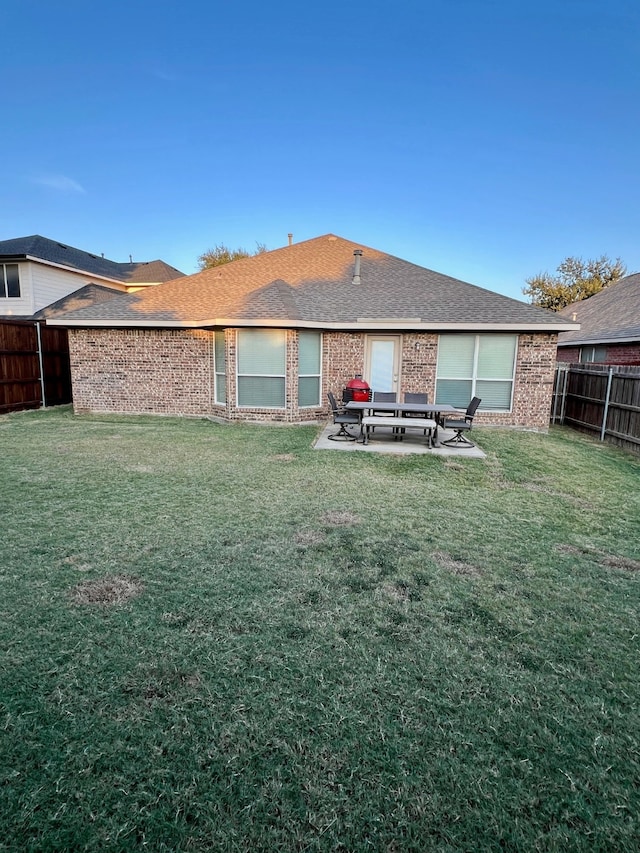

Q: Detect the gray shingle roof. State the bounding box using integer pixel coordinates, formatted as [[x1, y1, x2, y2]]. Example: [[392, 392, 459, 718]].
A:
[[557, 273, 640, 346], [0, 235, 184, 283], [33, 284, 124, 319], [47, 234, 577, 331]]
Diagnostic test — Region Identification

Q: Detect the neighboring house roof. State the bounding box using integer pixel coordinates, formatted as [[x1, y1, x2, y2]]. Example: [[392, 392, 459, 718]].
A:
[[557, 272, 640, 347], [48, 234, 578, 332], [33, 284, 124, 319], [0, 235, 184, 284]]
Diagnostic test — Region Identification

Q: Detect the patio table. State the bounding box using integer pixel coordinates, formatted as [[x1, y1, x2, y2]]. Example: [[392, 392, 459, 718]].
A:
[[345, 400, 460, 447]]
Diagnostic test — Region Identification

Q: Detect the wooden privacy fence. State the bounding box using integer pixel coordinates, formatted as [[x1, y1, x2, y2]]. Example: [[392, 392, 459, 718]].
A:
[[552, 363, 640, 453], [0, 319, 72, 414]]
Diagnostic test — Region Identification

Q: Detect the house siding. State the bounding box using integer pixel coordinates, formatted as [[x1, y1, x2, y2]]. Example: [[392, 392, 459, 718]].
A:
[[0, 261, 127, 318], [68, 327, 556, 429]]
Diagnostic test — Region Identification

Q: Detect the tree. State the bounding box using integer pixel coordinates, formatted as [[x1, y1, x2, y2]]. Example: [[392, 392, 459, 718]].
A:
[[197, 242, 268, 271], [523, 255, 626, 311]]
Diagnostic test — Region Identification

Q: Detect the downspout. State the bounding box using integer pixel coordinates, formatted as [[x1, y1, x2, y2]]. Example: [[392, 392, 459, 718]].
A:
[[35, 321, 46, 408]]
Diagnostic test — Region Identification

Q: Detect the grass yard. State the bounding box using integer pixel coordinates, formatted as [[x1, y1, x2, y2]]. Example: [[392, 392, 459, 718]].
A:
[[1, 406, 639, 852]]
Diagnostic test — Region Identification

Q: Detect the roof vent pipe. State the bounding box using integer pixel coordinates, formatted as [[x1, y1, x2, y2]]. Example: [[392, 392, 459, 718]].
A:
[[571, 312, 577, 321], [352, 249, 363, 285], [288, 233, 293, 246]]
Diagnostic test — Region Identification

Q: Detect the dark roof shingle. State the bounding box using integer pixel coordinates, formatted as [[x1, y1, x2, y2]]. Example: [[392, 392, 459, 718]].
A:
[[0, 235, 184, 283], [558, 273, 640, 345]]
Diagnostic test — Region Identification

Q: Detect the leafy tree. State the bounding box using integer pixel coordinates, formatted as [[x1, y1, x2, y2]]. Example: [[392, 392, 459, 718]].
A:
[[197, 242, 268, 271], [523, 255, 626, 311]]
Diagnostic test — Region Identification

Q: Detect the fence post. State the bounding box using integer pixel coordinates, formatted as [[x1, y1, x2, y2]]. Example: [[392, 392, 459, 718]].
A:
[[35, 321, 46, 408], [600, 366, 614, 442]]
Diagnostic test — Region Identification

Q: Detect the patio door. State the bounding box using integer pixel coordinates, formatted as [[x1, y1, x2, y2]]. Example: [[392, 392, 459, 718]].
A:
[[365, 335, 401, 394]]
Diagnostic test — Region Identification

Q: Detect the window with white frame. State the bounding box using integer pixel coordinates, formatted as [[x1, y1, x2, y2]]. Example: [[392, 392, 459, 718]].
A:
[[214, 330, 226, 403], [0, 264, 20, 298], [579, 345, 607, 364], [436, 334, 517, 411], [237, 329, 286, 408], [298, 331, 321, 407]]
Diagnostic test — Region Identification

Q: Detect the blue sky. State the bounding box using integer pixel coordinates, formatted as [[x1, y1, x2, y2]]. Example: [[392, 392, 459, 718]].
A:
[[3, 0, 639, 299]]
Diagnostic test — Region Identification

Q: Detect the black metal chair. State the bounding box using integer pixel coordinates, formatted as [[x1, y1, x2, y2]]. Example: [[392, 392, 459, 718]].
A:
[[441, 397, 481, 447], [371, 391, 396, 416], [401, 392, 431, 436], [370, 391, 397, 436], [327, 391, 360, 441]]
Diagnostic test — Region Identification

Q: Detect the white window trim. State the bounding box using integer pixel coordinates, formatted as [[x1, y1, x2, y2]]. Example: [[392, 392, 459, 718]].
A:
[[298, 331, 323, 408], [0, 263, 21, 299], [236, 329, 287, 410], [213, 330, 226, 405], [435, 333, 518, 412]]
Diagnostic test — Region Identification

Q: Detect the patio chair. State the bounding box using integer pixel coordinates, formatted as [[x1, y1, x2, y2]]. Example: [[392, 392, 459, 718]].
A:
[[400, 392, 431, 437], [371, 391, 398, 436], [327, 391, 360, 441], [441, 396, 481, 447]]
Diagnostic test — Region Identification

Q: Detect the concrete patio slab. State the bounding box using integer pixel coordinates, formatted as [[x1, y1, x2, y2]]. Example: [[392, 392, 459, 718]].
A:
[[313, 423, 486, 457]]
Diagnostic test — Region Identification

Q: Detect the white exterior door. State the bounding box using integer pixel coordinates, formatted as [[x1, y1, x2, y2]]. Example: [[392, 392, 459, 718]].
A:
[[365, 335, 401, 394]]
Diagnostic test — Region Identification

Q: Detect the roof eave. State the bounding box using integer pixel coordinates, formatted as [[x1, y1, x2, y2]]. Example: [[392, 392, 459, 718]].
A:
[[558, 334, 640, 347], [47, 317, 580, 332]]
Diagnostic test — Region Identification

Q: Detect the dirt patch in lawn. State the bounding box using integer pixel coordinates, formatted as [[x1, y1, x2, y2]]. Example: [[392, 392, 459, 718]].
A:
[[601, 555, 640, 572], [322, 509, 360, 527], [433, 551, 481, 577], [71, 574, 144, 606], [294, 530, 326, 547]]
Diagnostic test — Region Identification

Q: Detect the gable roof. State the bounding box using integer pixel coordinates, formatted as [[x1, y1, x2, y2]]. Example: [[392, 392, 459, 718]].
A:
[[32, 284, 124, 319], [0, 235, 184, 284], [557, 273, 640, 346], [47, 233, 577, 332]]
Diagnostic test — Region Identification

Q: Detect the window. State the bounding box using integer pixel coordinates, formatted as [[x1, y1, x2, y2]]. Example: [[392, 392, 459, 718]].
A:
[[0, 264, 20, 298], [237, 329, 286, 408], [214, 331, 226, 403], [579, 345, 607, 364], [298, 331, 321, 407], [436, 334, 517, 411]]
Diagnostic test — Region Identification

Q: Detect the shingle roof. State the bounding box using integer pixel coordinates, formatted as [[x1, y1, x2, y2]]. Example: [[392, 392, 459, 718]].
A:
[[0, 235, 184, 283], [557, 273, 640, 346], [33, 284, 124, 319], [47, 234, 577, 331]]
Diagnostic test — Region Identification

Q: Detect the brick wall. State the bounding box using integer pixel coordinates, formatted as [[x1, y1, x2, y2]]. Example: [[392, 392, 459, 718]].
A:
[[505, 333, 557, 429], [69, 328, 213, 415], [69, 327, 558, 429], [557, 343, 640, 365]]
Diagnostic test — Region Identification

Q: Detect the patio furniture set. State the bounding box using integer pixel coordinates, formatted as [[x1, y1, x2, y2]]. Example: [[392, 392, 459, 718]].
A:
[[327, 391, 481, 449]]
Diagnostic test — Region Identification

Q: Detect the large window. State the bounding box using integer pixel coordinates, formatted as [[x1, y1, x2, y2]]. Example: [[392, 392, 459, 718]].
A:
[[237, 329, 286, 408], [298, 331, 321, 407], [436, 334, 517, 411], [214, 331, 226, 403], [0, 264, 20, 298]]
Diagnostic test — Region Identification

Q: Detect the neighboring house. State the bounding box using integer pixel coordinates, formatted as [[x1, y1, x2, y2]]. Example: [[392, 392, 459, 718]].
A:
[[0, 235, 185, 319], [48, 234, 578, 430], [556, 273, 640, 365]]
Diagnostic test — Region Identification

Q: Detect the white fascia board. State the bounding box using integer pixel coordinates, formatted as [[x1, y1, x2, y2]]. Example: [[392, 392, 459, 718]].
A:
[[48, 316, 581, 332]]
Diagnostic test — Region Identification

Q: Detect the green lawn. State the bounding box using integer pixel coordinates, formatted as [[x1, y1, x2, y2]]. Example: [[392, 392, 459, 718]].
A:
[[1, 406, 639, 852]]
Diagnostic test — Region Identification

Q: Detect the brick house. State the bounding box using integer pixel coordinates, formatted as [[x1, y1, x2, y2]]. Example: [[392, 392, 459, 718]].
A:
[[556, 272, 640, 365], [48, 234, 577, 429]]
